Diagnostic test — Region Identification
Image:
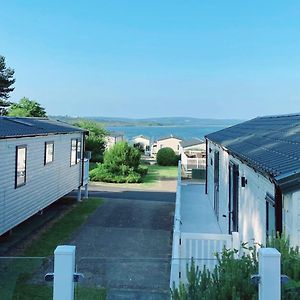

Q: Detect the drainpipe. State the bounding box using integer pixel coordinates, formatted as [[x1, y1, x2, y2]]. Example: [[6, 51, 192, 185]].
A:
[[274, 185, 283, 235]]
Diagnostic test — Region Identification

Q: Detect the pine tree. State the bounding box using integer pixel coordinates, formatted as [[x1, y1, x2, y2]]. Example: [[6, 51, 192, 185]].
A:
[[0, 55, 15, 115]]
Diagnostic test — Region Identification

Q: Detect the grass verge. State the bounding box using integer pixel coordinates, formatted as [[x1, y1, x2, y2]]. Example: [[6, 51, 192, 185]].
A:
[[0, 197, 106, 300], [24, 197, 103, 257]]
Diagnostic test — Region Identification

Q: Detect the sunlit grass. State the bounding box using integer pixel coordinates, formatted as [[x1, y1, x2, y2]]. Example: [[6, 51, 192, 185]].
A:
[[142, 165, 177, 185]]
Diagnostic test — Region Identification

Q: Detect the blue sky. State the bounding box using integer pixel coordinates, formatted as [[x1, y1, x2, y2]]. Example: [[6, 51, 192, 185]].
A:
[[1, 1, 300, 119]]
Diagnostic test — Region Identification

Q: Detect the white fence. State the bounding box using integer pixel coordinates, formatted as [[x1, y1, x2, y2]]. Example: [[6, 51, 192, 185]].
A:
[[179, 232, 239, 283], [181, 153, 205, 177]]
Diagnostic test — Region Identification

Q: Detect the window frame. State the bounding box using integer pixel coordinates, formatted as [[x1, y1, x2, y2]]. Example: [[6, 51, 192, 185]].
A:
[[70, 139, 77, 166], [15, 145, 27, 188], [44, 141, 54, 165], [265, 193, 276, 238]]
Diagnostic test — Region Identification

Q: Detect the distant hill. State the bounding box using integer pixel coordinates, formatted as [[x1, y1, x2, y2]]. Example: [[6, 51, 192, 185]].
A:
[[51, 115, 244, 127]]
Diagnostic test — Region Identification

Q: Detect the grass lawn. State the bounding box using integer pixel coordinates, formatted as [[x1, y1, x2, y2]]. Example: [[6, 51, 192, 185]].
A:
[[24, 197, 103, 257], [0, 197, 106, 300], [142, 164, 178, 185]]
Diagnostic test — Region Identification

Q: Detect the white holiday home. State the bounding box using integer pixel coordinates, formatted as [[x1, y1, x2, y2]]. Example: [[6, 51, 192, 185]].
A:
[[206, 114, 300, 247], [0, 117, 89, 236]]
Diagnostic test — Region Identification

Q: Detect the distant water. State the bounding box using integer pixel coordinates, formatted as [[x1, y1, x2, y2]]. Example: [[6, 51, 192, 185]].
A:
[[105, 124, 232, 141]]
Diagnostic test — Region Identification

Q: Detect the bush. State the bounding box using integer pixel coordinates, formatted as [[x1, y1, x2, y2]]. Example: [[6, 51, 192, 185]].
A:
[[90, 164, 142, 183], [89, 142, 147, 183], [156, 147, 178, 166], [171, 247, 257, 300], [137, 165, 148, 176], [171, 235, 300, 300]]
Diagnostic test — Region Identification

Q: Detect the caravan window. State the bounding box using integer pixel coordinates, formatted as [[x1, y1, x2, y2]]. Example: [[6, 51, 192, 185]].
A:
[[77, 139, 81, 163], [71, 139, 77, 166], [16, 145, 27, 188], [45, 142, 54, 165]]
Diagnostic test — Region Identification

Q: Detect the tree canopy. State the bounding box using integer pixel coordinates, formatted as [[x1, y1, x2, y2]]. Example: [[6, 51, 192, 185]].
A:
[[8, 97, 47, 117], [73, 120, 107, 162], [0, 55, 15, 115]]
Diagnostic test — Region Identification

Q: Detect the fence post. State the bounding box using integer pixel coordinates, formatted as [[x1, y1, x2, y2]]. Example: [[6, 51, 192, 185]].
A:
[[258, 248, 281, 300], [53, 245, 76, 300]]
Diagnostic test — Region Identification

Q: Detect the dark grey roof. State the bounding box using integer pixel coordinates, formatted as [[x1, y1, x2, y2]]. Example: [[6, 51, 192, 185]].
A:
[[0, 117, 87, 139], [157, 134, 182, 141], [206, 114, 300, 192], [181, 138, 204, 148]]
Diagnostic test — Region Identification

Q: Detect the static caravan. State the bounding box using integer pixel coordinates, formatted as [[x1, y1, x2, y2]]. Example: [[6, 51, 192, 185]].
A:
[[0, 117, 88, 236], [105, 131, 124, 150], [205, 114, 300, 247], [131, 135, 150, 154], [154, 135, 182, 155]]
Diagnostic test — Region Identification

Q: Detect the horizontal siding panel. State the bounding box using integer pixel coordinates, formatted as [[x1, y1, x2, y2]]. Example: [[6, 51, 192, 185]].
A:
[[0, 133, 84, 235]]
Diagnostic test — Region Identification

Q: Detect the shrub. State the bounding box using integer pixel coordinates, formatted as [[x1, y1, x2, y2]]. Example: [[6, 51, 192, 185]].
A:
[[90, 164, 142, 183], [89, 142, 147, 183], [171, 235, 300, 300], [156, 147, 178, 166], [137, 165, 148, 176]]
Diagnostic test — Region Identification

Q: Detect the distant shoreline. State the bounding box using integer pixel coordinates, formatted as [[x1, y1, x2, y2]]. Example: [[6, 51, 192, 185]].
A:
[[105, 124, 236, 128]]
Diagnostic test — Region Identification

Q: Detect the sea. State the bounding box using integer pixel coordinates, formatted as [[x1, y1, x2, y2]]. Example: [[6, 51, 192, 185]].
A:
[[105, 124, 232, 142]]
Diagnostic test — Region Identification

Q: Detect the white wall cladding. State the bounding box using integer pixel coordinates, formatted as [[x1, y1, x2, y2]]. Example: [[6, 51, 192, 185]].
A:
[[283, 191, 300, 247], [207, 140, 275, 246], [0, 133, 83, 235]]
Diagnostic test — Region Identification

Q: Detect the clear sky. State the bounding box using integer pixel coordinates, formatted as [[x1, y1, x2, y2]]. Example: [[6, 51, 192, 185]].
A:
[[1, 1, 300, 119]]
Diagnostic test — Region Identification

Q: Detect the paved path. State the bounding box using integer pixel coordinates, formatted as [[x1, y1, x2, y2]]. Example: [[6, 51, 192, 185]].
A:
[[70, 188, 175, 300]]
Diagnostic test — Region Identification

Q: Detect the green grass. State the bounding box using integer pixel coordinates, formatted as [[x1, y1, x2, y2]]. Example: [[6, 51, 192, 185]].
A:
[[0, 197, 106, 299], [12, 281, 106, 300], [142, 165, 178, 185], [24, 197, 103, 257]]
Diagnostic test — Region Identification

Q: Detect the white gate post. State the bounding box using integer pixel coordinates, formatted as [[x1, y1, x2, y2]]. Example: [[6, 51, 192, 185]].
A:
[[258, 248, 281, 300], [53, 245, 76, 300]]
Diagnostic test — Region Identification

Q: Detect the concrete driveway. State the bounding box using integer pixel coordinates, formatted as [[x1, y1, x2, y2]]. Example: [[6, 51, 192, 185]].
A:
[[69, 188, 175, 300]]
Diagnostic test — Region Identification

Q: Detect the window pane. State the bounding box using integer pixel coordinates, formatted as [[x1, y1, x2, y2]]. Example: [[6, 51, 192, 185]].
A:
[[16, 147, 26, 187], [268, 203, 276, 236], [71, 139, 77, 165], [77, 140, 81, 163], [45, 142, 54, 164]]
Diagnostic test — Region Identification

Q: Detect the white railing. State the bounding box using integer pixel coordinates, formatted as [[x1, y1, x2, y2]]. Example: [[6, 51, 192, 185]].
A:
[[170, 161, 182, 288], [181, 153, 205, 178], [179, 232, 239, 283]]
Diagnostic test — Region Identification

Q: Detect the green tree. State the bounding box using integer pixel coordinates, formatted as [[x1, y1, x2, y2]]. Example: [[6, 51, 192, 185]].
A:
[[8, 97, 47, 117], [0, 55, 15, 115], [73, 120, 107, 162]]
